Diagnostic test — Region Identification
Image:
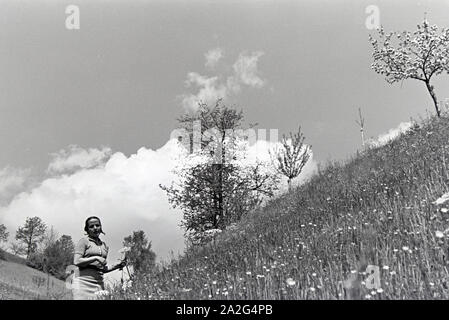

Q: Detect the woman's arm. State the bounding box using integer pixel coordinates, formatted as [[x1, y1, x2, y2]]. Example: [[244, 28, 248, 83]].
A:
[[103, 260, 127, 274], [74, 253, 101, 268]]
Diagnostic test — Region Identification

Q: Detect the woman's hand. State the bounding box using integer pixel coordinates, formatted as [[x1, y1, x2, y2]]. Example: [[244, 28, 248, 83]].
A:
[[117, 259, 127, 269], [96, 256, 107, 266]]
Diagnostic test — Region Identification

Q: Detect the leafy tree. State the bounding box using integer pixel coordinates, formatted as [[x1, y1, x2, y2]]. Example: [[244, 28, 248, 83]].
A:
[[270, 126, 311, 192], [44, 235, 75, 279], [369, 19, 449, 117], [122, 231, 156, 276], [161, 100, 279, 245], [27, 234, 75, 280], [15, 216, 47, 259], [0, 224, 9, 244]]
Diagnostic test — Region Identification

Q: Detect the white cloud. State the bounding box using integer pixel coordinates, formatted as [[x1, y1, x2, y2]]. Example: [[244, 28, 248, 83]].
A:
[[0, 140, 187, 275], [182, 73, 227, 112], [366, 122, 413, 148], [231, 51, 265, 89], [47, 145, 112, 174], [205, 48, 224, 69], [181, 49, 267, 112], [0, 167, 31, 205]]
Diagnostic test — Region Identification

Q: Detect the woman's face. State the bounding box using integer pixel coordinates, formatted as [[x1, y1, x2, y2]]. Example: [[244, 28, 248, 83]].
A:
[[87, 219, 102, 238]]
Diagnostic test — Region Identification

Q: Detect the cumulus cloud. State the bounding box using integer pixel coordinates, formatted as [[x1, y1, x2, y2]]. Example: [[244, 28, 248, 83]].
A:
[[366, 122, 413, 148], [231, 51, 265, 89], [0, 167, 31, 205], [182, 73, 227, 113], [47, 145, 112, 174], [205, 47, 224, 69], [0, 140, 187, 273], [181, 49, 267, 112]]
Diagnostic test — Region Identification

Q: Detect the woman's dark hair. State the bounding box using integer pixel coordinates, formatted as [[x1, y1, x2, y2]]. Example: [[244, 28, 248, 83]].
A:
[[84, 216, 105, 235]]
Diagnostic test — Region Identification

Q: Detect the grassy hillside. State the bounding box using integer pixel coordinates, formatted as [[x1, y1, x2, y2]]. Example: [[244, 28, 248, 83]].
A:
[[0, 248, 27, 265], [109, 112, 449, 300], [0, 252, 72, 300]]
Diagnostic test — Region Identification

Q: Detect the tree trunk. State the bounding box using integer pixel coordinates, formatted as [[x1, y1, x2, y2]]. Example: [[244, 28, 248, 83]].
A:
[[425, 80, 440, 117], [287, 178, 292, 192]]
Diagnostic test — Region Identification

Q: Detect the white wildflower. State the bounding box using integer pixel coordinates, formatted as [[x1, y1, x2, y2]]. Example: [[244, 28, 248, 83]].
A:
[[286, 278, 296, 286], [434, 193, 449, 205]]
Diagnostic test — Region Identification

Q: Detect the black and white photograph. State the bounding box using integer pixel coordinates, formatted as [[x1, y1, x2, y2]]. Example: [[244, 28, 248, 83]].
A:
[[1, 0, 449, 306]]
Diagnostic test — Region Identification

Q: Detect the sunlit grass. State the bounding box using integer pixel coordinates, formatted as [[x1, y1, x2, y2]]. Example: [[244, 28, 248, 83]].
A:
[[0, 260, 72, 300]]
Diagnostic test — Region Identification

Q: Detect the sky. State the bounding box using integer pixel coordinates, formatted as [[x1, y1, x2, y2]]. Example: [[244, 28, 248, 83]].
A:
[[1, 0, 449, 282]]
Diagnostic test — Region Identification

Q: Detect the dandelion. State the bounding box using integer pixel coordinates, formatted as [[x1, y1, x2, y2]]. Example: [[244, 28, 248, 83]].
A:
[[377, 288, 384, 293], [246, 271, 252, 276], [393, 248, 398, 253], [371, 290, 377, 295], [390, 271, 396, 275], [429, 282, 435, 286], [310, 287, 316, 292], [182, 288, 192, 292], [94, 290, 109, 297], [441, 208, 449, 213], [312, 273, 317, 277], [382, 266, 389, 270], [402, 246, 409, 251], [286, 278, 296, 286], [212, 281, 217, 285], [436, 231, 444, 238]]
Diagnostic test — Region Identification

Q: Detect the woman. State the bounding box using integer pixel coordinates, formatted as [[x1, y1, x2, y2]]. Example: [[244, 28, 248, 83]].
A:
[[72, 216, 126, 300]]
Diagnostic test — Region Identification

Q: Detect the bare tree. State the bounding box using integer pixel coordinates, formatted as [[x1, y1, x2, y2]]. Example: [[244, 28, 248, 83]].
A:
[[9, 241, 26, 256], [369, 19, 449, 117], [355, 107, 366, 148], [271, 126, 311, 192]]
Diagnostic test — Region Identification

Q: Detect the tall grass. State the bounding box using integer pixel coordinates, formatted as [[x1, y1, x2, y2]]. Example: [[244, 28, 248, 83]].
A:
[[109, 111, 449, 300]]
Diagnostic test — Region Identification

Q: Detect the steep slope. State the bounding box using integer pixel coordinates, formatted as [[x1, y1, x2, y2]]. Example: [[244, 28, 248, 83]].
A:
[[112, 113, 449, 300], [0, 250, 72, 300]]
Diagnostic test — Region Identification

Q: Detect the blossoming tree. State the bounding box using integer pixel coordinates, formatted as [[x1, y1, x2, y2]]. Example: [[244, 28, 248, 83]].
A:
[[369, 19, 449, 117]]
